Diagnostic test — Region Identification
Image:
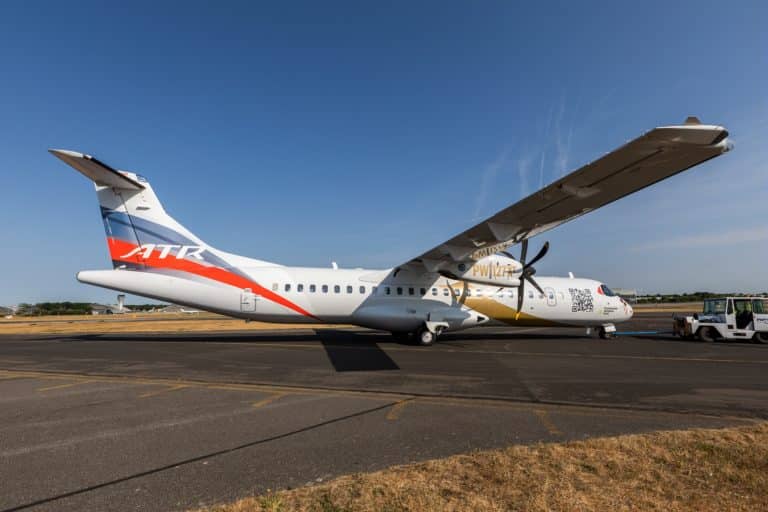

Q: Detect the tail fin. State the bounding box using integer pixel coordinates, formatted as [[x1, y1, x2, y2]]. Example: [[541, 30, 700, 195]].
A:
[[50, 149, 211, 269]]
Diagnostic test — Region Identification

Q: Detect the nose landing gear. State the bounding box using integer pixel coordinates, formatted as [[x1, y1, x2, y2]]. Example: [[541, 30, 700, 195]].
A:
[[587, 324, 617, 339]]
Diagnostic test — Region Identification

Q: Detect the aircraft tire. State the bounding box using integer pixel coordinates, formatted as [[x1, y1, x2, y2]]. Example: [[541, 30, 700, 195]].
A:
[[754, 332, 768, 344], [598, 327, 614, 340], [417, 328, 436, 346]]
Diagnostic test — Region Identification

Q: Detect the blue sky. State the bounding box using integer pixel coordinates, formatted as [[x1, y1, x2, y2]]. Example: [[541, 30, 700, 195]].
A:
[[1, 1, 766, 304]]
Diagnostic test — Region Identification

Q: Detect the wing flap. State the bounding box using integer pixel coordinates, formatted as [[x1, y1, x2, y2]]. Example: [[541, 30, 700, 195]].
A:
[[49, 149, 145, 190], [408, 121, 730, 269]]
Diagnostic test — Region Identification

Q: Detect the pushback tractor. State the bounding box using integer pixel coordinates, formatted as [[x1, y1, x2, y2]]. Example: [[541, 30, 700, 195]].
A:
[[673, 297, 768, 343]]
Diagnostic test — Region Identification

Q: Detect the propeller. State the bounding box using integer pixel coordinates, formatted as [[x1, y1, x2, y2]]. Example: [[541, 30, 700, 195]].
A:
[[503, 240, 549, 319]]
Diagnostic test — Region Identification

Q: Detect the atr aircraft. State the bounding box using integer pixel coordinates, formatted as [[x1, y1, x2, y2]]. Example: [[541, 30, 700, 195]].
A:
[[52, 117, 731, 345]]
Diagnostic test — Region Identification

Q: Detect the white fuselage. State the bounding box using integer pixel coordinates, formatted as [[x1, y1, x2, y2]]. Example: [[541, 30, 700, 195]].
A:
[[78, 263, 633, 333]]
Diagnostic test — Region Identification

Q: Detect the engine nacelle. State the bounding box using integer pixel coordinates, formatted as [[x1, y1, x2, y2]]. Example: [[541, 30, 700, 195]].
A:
[[440, 254, 522, 287]]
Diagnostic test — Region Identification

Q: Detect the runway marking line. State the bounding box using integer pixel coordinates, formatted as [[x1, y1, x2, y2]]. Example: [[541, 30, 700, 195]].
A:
[[252, 393, 285, 409], [386, 399, 413, 421], [533, 408, 563, 436], [138, 384, 188, 399], [37, 380, 95, 392]]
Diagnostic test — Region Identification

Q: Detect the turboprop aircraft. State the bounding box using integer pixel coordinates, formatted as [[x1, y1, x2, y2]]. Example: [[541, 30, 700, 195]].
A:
[[52, 117, 731, 345]]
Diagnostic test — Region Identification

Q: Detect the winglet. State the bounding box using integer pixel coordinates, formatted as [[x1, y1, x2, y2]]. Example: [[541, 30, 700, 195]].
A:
[[49, 149, 145, 190]]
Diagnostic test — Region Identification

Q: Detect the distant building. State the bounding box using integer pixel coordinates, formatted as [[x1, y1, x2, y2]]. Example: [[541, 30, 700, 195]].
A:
[[91, 294, 131, 315], [158, 304, 200, 314], [613, 288, 638, 304], [90, 303, 131, 315]]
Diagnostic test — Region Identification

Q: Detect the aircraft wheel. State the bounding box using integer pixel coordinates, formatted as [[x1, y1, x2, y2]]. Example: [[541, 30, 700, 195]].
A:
[[598, 327, 614, 340], [754, 332, 768, 344], [417, 328, 436, 346], [698, 327, 716, 342]]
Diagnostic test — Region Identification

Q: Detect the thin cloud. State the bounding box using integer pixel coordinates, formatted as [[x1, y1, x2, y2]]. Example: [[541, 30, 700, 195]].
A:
[[472, 146, 510, 220], [631, 227, 768, 252]]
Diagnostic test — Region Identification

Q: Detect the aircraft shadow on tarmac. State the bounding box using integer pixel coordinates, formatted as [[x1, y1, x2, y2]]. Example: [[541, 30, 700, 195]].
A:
[[62, 330, 403, 372]]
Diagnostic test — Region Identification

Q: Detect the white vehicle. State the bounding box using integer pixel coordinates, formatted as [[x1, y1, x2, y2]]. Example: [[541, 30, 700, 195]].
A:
[[674, 297, 768, 343], [51, 117, 731, 345]]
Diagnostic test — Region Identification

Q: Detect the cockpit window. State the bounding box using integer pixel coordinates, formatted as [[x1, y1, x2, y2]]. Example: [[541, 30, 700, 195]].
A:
[[600, 284, 616, 297]]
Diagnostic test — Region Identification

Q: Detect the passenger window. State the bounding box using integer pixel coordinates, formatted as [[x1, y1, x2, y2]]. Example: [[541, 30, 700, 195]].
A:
[[443, 289, 449, 296], [548, 292, 554, 300], [432, 288, 437, 296], [310, 284, 316, 293], [397, 287, 403, 295], [454, 288, 460, 296], [359, 286, 366, 294], [467, 289, 472, 297], [408, 287, 414, 295], [334, 285, 340, 293], [420, 288, 426, 295], [385, 287, 391, 295], [528, 291, 534, 299], [297, 284, 304, 292], [285, 284, 291, 292], [347, 285, 353, 294], [322, 285, 328, 293]]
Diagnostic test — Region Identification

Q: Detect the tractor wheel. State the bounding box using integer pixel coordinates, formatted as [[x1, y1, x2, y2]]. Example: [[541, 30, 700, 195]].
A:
[[698, 326, 716, 342]]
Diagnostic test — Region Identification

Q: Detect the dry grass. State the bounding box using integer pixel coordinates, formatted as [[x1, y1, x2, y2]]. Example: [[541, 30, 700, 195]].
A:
[[0, 313, 346, 335], [198, 422, 768, 512]]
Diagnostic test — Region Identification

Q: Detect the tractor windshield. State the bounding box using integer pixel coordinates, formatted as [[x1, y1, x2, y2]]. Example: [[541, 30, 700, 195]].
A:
[[703, 299, 727, 315], [753, 299, 768, 314]]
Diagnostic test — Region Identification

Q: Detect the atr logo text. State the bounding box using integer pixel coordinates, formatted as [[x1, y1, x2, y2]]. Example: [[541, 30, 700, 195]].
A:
[[120, 244, 205, 260]]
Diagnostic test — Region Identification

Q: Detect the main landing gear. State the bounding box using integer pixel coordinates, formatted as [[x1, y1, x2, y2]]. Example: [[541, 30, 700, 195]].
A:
[[391, 322, 448, 347]]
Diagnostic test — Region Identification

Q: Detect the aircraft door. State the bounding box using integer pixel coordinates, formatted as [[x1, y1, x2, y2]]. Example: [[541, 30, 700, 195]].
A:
[[241, 288, 258, 312], [545, 287, 557, 307]]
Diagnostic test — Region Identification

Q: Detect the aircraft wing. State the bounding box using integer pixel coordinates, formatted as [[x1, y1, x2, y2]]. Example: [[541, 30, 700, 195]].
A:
[[403, 118, 731, 272]]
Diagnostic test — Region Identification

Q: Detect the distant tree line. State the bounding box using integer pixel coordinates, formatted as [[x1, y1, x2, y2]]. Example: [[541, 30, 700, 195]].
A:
[[636, 292, 768, 303], [14, 302, 166, 316]]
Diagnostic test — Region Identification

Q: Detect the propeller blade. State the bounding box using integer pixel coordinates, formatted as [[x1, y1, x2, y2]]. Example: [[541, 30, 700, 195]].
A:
[[526, 274, 545, 296], [520, 239, 528, 266], [501, 251, 517, 261], [516, 279, 525, 319], [524, 241, 549, 269], [445, 279, 457, 306]]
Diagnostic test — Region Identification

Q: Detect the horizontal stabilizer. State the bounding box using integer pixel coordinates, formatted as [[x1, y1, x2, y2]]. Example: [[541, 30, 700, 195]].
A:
[[49, 149, 145, 190]]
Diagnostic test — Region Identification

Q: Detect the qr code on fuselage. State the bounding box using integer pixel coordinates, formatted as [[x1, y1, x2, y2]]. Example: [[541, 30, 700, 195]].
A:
[[569, 288, 594, 313]]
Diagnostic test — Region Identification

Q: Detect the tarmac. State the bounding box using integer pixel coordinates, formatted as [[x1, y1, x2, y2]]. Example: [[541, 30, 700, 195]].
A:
[[1, 312, 767, 511]]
